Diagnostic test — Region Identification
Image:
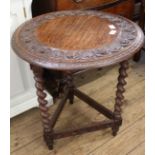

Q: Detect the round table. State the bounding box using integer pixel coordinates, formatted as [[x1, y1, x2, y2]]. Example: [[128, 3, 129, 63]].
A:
[[12, 10, 144, 150]]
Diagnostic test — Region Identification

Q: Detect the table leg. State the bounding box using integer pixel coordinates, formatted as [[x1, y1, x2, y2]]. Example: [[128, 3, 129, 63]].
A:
[[31, 65, 53, 149], [63, 73, 74, 104], [133, 50, 142, 62], [112, 60, 129, 136], [68, 74, 74, 104]]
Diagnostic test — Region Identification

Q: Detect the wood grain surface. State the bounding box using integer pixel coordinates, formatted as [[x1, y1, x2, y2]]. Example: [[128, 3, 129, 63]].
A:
[[102, 0, 134, 18], [12, 10, 144, 70], [32, 0, 134, 19], [57, 0, 115, 10], [36, 15, 117, 50]]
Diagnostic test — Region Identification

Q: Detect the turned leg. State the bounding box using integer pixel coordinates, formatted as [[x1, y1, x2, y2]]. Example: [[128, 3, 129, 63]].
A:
[[63, 73, 74, 104], [68, 75, 74, 104], [112, 60, 129, 136], [31, 65, 53, 150], [69, 89, 74, 104]]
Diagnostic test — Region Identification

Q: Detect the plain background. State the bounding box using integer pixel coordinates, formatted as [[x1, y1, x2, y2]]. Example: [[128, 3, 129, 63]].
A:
[[0, 0, 154, 154]]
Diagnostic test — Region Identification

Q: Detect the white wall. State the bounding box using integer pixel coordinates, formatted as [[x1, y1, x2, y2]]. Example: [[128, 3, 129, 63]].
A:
[[10, 0, 52, 118]]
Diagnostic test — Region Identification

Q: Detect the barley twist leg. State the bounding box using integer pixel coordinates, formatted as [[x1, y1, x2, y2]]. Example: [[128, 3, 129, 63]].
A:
[[112, 61, 129, 136], [31, 65, 53, 150]]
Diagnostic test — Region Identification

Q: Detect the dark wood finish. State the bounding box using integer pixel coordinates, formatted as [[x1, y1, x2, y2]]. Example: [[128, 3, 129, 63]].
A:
[[31, 65, 51, 132], [133, 0, 145, 62], [133, 49, 143, 62], [32, 0, 56, 17], [53, 120, 119, 139], [31, 0, 135, 93], [74, 88, 114, 119], [43, 131, 53, 150], [112, 60, 129, 136], [49, 89, 69, 128], [67, 74, 75, 104], [139, 0, 145, 31], [12, 11, 144, 70], [32, 0, 134, 19], [36, 15, 117, 50], [30, 65, 53, 149], [56, 0, 115, 10], [102, 0, 134, 19], [43, 69, 64, 102], [12, 10, 144, 150]]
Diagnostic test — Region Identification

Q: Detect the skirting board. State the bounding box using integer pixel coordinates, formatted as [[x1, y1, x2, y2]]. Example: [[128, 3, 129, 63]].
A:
[[10, 88, 53, 118]]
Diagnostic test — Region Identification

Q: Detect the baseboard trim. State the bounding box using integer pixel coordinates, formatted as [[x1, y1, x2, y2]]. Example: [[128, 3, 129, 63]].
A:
[[10, 88, 52, 118]]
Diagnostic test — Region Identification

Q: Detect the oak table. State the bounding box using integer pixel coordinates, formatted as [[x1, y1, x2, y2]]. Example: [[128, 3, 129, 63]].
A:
[[12, 10, 144, 150]]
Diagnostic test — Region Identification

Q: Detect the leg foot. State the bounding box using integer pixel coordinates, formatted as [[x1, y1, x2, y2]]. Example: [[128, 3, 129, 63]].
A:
[[44, 132, 53, 150], [112, 126, 119, 136], [69, 91, 74, 104], [64, 73, 74, 104]]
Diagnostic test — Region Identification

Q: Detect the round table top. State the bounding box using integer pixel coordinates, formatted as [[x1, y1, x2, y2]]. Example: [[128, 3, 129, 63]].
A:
[[12, 10, 144, 70]]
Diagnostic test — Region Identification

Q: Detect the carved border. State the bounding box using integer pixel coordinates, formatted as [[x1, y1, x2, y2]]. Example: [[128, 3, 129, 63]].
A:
[[12, 10, 144, 70]]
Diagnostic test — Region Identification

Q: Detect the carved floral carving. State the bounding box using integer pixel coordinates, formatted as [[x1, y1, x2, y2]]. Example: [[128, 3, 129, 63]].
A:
[[12, 10, 144, 70]]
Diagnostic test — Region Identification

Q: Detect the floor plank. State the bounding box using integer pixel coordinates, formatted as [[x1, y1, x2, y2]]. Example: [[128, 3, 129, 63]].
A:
[[127, 141, 145, 155], [88, 117, 144, 155]]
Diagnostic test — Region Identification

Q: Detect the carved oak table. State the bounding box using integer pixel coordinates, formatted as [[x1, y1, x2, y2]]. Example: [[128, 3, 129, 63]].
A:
[[12, 10, 144, 150]]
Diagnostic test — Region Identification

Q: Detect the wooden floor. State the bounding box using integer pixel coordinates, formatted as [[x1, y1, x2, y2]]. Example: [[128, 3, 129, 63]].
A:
[[11, 61, 145, 155]]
